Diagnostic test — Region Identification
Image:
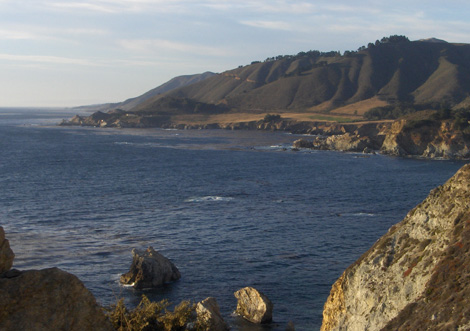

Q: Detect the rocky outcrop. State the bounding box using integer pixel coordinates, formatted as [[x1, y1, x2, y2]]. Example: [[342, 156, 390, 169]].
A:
[[234, 287, 273, 324], [380, 119, 470, 159], [321, 164, 470, 330], [61, 108, 470, 159], [0, 228, 112, 331], [196, 297, 229, 331], [120, 247, 181, 289], [0, 267, 113, 331], [0, 227, 14, 273]]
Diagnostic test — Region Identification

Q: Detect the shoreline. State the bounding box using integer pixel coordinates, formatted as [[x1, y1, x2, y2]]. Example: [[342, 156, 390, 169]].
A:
[[60, 114, 470, 160]]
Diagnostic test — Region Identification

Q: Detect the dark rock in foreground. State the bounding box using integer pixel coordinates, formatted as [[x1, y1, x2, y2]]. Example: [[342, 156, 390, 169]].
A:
[[0, 226, 113, 331], [0, 227, 14, 273], [120, 246, 181, 289], [0, 268, 113, 331]]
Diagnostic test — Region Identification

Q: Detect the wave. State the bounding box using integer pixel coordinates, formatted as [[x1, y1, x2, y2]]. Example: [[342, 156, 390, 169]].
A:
[[185, 196, 234, 203], [336, 212, 376, 217]]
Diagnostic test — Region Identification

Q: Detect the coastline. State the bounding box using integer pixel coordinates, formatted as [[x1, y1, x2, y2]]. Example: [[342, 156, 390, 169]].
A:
[[60, 113, 470, 160]]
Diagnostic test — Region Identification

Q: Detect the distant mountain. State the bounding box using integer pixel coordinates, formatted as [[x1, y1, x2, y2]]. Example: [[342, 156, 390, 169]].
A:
[[73, 71, 216, 112], [116, 71, 216, 111], [130, 37, 470, 116]]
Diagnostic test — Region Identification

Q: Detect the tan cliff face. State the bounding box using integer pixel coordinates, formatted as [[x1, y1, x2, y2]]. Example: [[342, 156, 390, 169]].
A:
[[321, 164, 470, 330], [380, 119, 470, 158]]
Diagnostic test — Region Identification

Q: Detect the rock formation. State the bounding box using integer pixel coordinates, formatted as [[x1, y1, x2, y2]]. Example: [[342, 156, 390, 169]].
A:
[[196, 297, 229, 331], [0, 268, 113, 331], [120, 246, 181, 289], [234, 287, 273, 324], [0, 227, 113, 331], [380, 119, 470, 159], [321, 164, 470, 330], [0, 227, 14, 273]]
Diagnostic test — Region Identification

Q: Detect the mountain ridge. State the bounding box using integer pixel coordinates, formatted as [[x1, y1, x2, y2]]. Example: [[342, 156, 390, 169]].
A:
[[129, 38, 470, 116]]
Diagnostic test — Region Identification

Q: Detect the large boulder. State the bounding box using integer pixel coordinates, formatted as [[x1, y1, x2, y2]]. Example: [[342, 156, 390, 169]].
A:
[[234, 287, 273, 324], [196, 297, 229, 331], [0, 267, 113, 331], [0, 227, 14, 273], [120, 246, 181, 289]]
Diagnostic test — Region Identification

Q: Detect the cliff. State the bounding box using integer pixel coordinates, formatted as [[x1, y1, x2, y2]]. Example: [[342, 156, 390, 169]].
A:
[[321, 164, 470, 330], [380, 119, 470, 159]]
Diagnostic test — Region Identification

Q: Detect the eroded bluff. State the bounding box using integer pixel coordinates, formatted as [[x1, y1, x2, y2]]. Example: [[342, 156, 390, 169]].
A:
[[321, 163, 470, 331]]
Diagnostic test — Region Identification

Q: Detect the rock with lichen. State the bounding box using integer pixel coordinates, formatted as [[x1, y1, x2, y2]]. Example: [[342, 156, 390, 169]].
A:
[[196, 297, 229, 331], [234, 287, 273, 324], [321, 164, 470, 330]]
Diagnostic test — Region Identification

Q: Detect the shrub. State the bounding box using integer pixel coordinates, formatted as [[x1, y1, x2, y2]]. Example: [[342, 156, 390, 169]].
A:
[[263, 114, 282, 122], [106, 295, 202, 331]]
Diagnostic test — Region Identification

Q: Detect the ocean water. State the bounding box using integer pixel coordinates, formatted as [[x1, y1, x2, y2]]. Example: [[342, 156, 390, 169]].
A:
[[0, 108, 466, 330]]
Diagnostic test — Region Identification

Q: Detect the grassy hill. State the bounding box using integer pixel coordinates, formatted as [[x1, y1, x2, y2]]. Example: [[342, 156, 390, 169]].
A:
[[129, 37, 470, 120]]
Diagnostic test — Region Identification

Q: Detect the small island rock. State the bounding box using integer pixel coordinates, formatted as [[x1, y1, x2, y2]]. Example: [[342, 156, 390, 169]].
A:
[[293, 138, 314, 149], [234, 287, 273, 324], [196, 297, 229, 331], [120, 246, 181, 289], [0, 227, 14, 273]]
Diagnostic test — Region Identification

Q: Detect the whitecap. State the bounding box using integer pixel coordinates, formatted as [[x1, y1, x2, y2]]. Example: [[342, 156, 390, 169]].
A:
[[337, 212, 376, 217], [185, 196, 234, 203]]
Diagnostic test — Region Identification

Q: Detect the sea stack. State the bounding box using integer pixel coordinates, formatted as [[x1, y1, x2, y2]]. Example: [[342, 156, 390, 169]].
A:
[[321, 164, 470, 330], [120, 246, 181, 289]]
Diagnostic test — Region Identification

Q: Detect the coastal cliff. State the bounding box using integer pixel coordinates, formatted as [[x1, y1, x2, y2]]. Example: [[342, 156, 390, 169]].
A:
[[380, 119, 470, 159], [321, 164, 470, 330]]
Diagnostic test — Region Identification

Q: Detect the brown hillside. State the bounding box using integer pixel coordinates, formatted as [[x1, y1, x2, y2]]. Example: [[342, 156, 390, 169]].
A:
[[132, 40, 470, 116]]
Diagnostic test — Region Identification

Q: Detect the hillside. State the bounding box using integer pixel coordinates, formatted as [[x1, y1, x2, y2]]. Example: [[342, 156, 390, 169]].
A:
[[72, 71, 216, 112], [61, 36, 470, 159], [131, 37, 470, 116], [321, 163, 470, 330]]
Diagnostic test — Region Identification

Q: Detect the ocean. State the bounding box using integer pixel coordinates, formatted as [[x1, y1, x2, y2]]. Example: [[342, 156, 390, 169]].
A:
[[0, 108, 466, 330]]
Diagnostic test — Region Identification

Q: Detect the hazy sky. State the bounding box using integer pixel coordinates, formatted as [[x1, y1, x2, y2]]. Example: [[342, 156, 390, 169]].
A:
[[1, 0, 469, 107]]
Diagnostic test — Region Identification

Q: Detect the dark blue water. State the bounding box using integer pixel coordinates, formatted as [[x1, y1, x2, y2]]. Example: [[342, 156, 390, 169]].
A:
[[0, 108, 466, 330]]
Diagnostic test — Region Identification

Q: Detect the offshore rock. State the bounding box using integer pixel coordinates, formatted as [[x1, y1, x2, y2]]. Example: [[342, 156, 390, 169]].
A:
[[321, 164, 470, 330], [234, 287, 273, 324], [0, 227, 14, 273], [120, 247, 181, 289], [293, 138, 314, 149], [196, 297, 229, 331], [0, 267, 113, 331]]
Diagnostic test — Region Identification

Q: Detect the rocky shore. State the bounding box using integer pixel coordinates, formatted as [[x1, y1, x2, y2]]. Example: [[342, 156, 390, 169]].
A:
[[61, 111, 470, 159], [0, 227, 275, 330]]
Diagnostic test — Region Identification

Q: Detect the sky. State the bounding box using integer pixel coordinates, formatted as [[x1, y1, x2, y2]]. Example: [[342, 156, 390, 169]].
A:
[[1, 0, 469, 107]]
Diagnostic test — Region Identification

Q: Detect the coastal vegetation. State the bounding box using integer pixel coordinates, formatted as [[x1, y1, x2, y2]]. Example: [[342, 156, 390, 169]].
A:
[[106, 296, 202, 331]]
